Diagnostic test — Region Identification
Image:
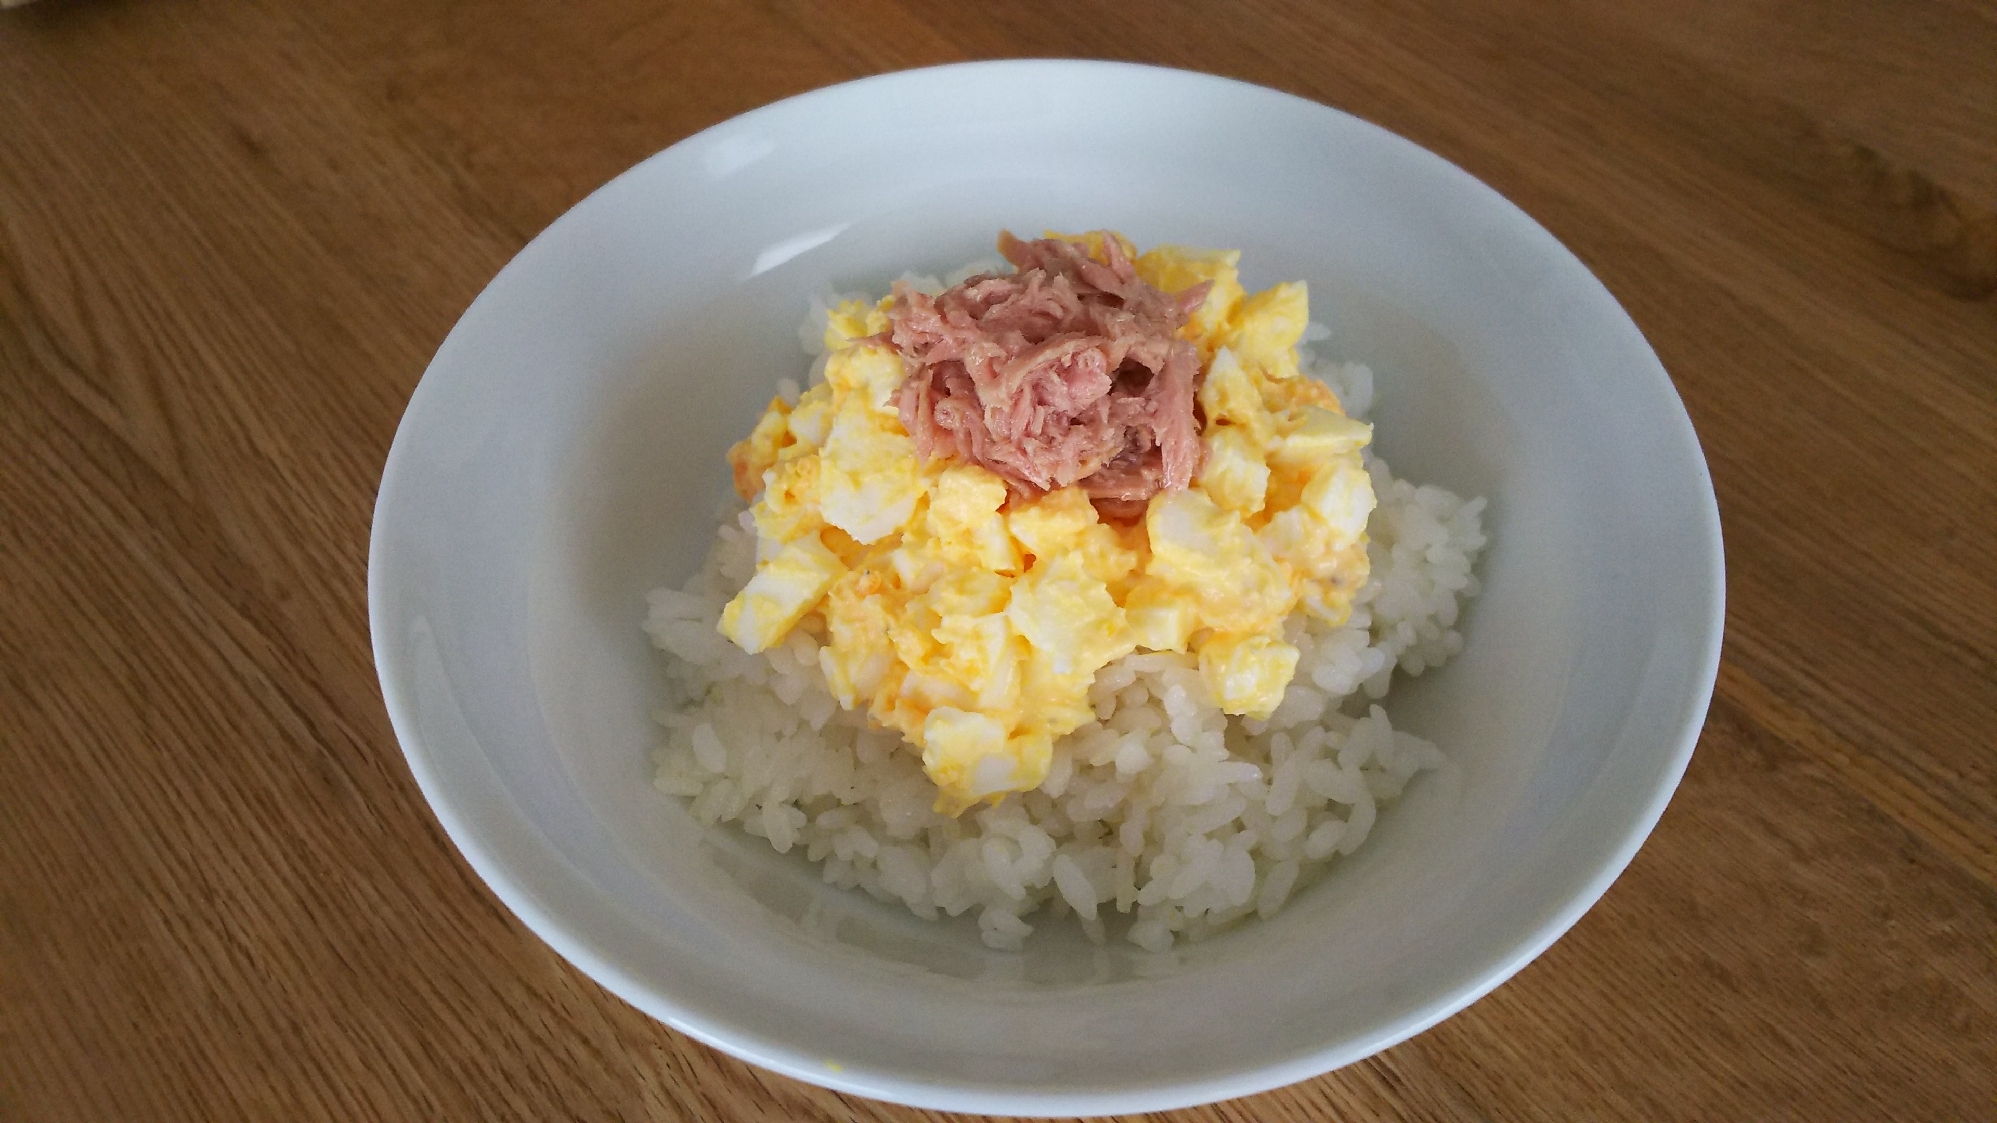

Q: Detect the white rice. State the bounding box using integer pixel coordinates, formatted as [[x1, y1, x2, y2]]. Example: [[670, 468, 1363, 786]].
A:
[[647, 313, 1487, 952]]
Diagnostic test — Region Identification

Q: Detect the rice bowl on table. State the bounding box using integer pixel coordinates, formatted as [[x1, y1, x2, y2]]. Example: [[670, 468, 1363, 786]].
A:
[[367, 60, 1724, 1115]]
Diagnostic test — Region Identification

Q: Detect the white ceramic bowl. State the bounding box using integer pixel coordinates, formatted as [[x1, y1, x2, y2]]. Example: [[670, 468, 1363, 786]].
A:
[[369, 60, 1723, 1115]]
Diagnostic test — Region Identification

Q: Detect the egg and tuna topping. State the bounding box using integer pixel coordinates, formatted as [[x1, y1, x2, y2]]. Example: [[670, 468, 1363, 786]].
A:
[[719, 231, 1376, 815]]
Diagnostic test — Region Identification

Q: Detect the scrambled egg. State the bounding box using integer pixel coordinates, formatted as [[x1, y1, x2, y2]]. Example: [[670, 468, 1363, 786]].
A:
[[721, 234, 1376, 814]]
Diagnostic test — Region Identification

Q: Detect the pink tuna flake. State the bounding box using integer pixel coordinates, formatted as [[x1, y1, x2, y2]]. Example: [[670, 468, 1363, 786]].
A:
[[889, 231, 1212, 516]]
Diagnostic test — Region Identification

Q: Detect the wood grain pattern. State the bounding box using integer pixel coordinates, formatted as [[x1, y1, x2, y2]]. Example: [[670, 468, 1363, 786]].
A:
[[3, 0, 1993, 1119]]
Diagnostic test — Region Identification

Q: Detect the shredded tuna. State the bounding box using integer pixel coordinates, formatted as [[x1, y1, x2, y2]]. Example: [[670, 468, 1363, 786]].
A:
[[889, 231, 1211, 513]]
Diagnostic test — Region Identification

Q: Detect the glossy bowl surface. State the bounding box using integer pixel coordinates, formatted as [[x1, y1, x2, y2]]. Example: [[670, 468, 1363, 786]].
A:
[[369, 60, 1724, 1115]]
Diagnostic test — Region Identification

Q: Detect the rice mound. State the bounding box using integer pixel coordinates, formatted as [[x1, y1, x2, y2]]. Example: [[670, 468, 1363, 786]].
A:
[[645, 307, 1487, 952]]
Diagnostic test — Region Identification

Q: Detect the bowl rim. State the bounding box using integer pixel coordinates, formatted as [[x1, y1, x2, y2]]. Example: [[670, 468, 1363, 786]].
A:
[[369, 57, 1726, 1115]]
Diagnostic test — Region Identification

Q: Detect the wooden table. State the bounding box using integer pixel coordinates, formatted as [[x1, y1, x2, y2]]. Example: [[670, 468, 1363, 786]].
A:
[[4, 1, 1993, 1119]]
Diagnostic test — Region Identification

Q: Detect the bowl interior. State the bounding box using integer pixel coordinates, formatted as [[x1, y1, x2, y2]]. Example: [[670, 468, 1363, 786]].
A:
[[369, 61, 1722, 1114]]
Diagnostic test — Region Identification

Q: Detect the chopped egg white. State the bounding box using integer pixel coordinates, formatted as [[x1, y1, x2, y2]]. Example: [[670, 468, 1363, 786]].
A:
[[719, 233, 1377, 813]]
